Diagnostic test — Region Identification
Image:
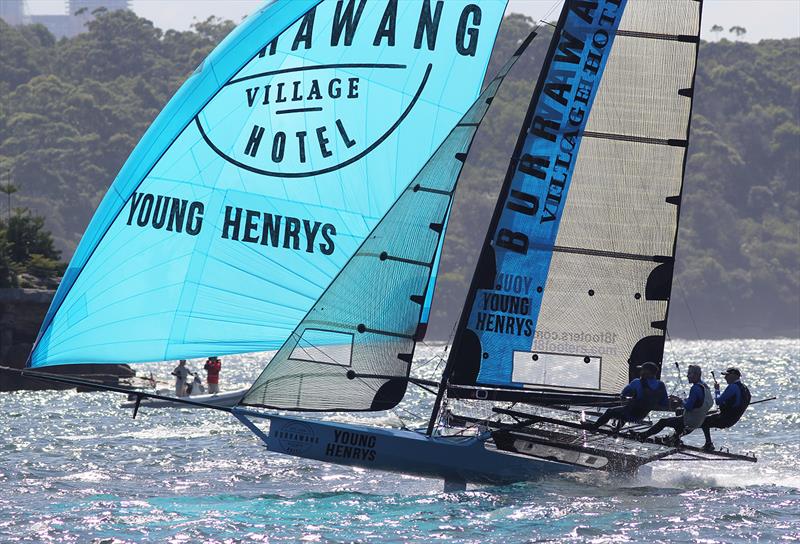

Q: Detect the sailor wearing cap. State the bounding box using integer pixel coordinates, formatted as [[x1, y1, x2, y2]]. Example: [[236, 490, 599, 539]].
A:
[[584, 361, 669, 431], [701, 367, 751, 451]]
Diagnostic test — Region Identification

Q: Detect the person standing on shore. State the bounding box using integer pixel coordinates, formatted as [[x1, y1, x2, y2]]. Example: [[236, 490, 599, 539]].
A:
[[204, 356, 222, 394]]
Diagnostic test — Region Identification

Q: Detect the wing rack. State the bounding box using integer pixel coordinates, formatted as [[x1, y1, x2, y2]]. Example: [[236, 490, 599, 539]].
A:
[[447, 407, 757, 473]]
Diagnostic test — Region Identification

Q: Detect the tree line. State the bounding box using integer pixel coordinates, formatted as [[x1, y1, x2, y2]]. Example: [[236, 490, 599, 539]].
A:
[[0, 11, 797, 338]]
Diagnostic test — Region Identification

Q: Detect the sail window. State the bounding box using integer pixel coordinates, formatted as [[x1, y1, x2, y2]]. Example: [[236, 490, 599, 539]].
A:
[[289, 329, 354, 367], [511, 351, 602, 390]]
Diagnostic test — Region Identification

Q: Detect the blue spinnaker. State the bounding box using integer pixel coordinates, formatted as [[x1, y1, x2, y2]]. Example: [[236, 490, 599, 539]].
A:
[[30, 0, 508, 367]]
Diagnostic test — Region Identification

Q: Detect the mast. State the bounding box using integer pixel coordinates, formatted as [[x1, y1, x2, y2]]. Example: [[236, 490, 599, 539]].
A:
[[427, 3, 572, 435]]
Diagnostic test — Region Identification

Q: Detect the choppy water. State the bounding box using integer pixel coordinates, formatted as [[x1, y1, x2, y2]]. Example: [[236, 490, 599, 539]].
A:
[[1, 339, 798, 543]]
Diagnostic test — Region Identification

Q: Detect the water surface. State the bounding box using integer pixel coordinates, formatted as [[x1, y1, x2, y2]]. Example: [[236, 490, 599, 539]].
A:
[[2, 339, 798, 542]]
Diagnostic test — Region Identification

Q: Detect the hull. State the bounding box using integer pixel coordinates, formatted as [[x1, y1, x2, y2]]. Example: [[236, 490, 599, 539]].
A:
[[121, 388, 247, 409], [234, 410, 584, 485]]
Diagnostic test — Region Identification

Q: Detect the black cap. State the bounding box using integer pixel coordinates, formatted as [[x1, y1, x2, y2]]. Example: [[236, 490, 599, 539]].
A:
[[722, 367, 741, 377], [638, 362, 658, 373]]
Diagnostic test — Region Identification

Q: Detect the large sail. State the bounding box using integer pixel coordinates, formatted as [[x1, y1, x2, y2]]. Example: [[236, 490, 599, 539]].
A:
[[241, 35, 535, 411], [28, 0, 508, 367], [442, 0, 702, 404]]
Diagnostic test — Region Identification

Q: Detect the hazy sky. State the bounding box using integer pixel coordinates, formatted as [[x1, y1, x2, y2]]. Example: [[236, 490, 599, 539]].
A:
[[25, 0, 800, 43]]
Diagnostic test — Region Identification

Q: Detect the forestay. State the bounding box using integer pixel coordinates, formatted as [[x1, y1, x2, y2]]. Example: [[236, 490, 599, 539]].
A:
[[242, 35, 535, 411], [444, 0, 702, 402], [28, 0, 508, 367]]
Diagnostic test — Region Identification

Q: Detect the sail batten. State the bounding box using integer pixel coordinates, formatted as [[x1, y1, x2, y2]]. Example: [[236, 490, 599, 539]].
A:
[[439, 0, 702, 407]]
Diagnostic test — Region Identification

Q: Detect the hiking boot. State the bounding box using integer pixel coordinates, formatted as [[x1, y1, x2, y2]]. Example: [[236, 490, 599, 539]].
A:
[[702, 442, 715, 452], [667, 434, 684, 447]]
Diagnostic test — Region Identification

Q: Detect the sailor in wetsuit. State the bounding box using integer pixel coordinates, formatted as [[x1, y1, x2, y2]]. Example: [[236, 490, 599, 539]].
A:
[[585, 362, 669, 431], [637, 364, 713, 445], [702, 367, 751, 451]]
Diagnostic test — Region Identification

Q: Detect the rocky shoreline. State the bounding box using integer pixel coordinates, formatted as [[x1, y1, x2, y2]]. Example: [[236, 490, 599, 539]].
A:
[[0, 288, 133, 392]]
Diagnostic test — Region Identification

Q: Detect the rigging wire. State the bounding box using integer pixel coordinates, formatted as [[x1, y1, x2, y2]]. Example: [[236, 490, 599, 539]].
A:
[[674, 275, 703, 340]]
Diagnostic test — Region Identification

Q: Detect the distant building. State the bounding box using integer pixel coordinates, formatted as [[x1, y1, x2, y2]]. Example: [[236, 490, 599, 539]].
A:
[[0, 0, 27, 26], [0, 0, 131, 38], [28, 14, 74, 38]]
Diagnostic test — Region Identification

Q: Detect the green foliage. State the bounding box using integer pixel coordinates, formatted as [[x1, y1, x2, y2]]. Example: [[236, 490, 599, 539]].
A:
[[0, 208, 62, 287], [0, 11, 796, 337], [431, 20, 800, 339], [0, 223, 14, 288], [23, 253, 64, 281], [5, 208, 60, 263], [0, 10, 233, 251]]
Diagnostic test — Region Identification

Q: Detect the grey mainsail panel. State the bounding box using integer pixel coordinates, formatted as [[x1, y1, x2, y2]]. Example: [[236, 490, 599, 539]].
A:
[[241, 35, 536, 411], [444, 0, 702, 402]]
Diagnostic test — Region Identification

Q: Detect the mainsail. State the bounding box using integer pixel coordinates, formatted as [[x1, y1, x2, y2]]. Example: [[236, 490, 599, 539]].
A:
[[242, 34, 536, 411], [440, 0, 703, 405], [28, 0, 508, 367]]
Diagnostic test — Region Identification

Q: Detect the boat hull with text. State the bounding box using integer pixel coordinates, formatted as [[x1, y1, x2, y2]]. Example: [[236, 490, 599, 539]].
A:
[[234, 411, 584, 486]]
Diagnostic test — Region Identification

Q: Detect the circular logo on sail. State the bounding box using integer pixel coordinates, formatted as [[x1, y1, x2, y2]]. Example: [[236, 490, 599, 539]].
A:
[[195, 0, 486, 178], [276, 421, 317, 454]]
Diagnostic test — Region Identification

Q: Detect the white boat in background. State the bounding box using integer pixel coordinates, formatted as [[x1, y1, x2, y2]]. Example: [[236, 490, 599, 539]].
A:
[[120, 387, 247, 409]]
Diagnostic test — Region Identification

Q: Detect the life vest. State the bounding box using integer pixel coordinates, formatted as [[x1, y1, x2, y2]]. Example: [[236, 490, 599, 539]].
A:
[[683, 381, 714, 431], [720, 381, 751, 424], [627, 379, 666, 420]]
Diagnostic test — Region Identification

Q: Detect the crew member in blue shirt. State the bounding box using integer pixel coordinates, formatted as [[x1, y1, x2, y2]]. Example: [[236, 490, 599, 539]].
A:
[[701, 367, 751, 451], [585, 362, 669, 431], [636, 364, 713, 445]]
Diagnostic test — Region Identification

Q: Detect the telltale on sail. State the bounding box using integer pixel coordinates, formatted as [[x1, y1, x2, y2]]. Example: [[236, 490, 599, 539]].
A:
[[8, 0, 761, 488]]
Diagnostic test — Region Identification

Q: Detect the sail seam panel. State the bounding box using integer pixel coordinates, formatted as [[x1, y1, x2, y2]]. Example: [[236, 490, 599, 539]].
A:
[[552, 138, 687, 257], [444, 0, 630, 393], [440, 0, 701, 404]]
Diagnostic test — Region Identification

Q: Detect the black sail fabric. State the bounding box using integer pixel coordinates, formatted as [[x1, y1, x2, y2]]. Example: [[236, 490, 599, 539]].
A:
[[443, 0, 702, 404], [241, 35, 536, 411]]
